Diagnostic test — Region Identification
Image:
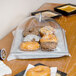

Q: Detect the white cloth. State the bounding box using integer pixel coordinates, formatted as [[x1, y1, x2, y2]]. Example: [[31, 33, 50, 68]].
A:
[[51, 67, 57, 76], [0, 60, 12, 76]]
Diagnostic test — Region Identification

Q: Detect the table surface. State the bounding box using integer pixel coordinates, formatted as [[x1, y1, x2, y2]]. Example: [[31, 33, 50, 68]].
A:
[[0, 3, 76, 76]]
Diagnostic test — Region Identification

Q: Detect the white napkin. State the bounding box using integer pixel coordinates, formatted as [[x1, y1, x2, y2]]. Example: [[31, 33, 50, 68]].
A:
[[0, 60, 12, 76], [51, 67, 57, 76], [23, 64, 34, 76], [23, 64, 57, 76]]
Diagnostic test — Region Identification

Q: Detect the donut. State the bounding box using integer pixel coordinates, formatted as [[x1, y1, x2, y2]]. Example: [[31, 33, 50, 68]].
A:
[[23, 25, 43, 37], [40, 34, 58, 50], [20, 41, 40, 51], [40, 34, 57, 43], [40, 26, 55, 36], [23, 34, 40, 42], [26, 65, 50, 76]]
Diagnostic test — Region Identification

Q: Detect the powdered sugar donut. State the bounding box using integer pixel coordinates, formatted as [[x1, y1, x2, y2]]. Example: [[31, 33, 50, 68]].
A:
[[23, 34, 41, 42]]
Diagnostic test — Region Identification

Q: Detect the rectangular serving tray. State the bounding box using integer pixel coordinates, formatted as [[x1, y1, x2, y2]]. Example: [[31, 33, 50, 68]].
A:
[[31, 10, 62, 18], [54, 4, 76, 16]]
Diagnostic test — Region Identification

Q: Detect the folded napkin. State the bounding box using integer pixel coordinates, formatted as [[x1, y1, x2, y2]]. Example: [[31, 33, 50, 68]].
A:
[[0, 60, 12, 76]]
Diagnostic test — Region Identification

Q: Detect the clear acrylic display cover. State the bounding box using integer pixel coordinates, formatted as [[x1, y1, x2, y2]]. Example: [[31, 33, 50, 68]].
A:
[[7, 16, 70, 61]]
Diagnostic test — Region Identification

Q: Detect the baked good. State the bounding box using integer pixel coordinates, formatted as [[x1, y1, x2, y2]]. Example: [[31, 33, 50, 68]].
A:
[[42, 11, 57, 17], [40, 26, 55, 36], [23, 25, 43, 37], [40, 34, 58, 50], [23, 34, 40, 42], [20, 41, 40, 51], [34, 11, 58, 18], [26, 65, 50, 76]]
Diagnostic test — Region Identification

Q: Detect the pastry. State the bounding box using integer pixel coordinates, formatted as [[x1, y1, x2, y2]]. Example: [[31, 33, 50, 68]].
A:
[[26, 65, 50, 76], [40, 34, 58, 50], [20, 41, 40, 51], [42, 11, 58, 17], [40, 26, 55, 36], [35, 11, 57, 17], [23, 34, 40, 42], [23, 25, 43, 37]]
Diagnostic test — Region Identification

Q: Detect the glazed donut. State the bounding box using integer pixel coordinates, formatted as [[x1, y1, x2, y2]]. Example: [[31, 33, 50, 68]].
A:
[[26, 65, 50, 76], [20, 41, 40, 51], [40, 26, 55, 36], [40, 34, 58, 50], [40, 34, 57, 43]]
